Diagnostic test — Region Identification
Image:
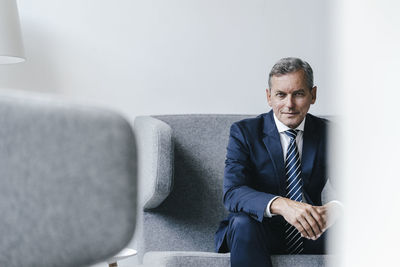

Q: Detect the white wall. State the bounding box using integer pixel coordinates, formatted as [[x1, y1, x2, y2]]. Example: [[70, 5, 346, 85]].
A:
[[333, 0, 400, 266], [0, 1, 333, 266], [0, 0, 332, 120]]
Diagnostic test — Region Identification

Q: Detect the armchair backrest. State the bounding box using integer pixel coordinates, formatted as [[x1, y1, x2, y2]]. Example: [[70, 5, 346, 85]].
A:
[[0, 90, 137, 267]]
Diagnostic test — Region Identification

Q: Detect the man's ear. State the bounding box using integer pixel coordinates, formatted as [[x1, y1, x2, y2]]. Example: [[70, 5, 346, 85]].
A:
[[266, 88, 272, 106], [311, 86, 317, 104]]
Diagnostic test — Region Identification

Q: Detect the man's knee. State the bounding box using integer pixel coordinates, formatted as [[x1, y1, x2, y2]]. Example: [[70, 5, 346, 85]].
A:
[[228, 213, 263, 240], [227, 213, 272, 267]]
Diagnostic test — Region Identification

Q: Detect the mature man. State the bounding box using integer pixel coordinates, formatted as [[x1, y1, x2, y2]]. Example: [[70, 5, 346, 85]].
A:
[[214, 57, 340, 267]]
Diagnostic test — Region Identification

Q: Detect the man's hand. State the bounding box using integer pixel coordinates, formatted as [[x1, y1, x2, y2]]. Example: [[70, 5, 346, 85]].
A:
[[270, 197, 326, 240], [315, 201, 342, 231]]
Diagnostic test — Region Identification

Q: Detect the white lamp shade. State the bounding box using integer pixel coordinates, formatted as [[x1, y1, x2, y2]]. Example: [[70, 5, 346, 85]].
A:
[[0, 0, 25, 64]]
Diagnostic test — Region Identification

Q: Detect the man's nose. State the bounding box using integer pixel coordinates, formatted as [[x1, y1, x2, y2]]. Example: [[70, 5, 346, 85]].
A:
[[285, 95, 295, 108]]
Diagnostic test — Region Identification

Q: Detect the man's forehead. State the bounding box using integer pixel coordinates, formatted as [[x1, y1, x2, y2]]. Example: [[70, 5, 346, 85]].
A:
[[269, 70, 307, 89]]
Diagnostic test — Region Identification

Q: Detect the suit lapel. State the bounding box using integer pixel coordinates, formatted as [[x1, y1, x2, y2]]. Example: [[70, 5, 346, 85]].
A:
[[262, 111, 286, 196], [301, 114, 319, 189]]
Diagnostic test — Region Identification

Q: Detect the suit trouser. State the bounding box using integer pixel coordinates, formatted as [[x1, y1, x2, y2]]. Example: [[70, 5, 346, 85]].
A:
[[225, 212, 326, 267]]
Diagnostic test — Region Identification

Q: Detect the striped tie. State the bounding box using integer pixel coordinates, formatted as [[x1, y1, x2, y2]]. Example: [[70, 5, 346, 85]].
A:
[[284, 129, 304, 254]]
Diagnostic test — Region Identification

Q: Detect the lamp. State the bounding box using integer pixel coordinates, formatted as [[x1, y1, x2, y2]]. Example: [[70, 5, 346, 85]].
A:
[[0, 0, 25, 64]]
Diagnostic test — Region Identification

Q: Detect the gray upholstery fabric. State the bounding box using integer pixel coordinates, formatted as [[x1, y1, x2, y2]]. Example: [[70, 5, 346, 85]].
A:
[[0, 90, 137, 267], [143, 251, 230, 267], [143, 251, 334, 267], [134, 117, 173, 210], [134, 114, 334, 266]]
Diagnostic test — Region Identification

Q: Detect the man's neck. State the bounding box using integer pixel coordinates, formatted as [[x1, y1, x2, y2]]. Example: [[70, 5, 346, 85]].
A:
[[272, 113, 306, 133]]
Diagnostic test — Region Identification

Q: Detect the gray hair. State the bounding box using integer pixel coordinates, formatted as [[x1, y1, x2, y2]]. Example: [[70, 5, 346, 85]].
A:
[[268, 57, 314, 90]]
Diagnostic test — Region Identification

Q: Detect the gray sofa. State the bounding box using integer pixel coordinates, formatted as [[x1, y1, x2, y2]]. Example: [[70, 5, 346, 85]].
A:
[[134, 115, 334, 267], [0, 90, 137, 267]]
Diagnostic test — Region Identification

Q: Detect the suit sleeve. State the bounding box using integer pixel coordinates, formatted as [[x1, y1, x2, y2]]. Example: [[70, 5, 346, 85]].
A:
[[223, 123, 278, 222]]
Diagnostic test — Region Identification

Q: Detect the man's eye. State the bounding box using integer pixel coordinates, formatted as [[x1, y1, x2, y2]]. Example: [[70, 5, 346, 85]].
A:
[[294, 92, 305, 97], [276, 93, 285, 97]]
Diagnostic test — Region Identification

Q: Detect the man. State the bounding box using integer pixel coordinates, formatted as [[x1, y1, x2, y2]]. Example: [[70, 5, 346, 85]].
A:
[[214, 57, 341, 267]]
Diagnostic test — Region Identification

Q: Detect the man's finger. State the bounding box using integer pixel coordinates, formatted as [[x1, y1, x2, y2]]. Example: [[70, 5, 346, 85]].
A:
[[303, 212, 322, 238], [293, 221, 309, 239], [297, 217, 314, 239], [309, 208, 325, 233]]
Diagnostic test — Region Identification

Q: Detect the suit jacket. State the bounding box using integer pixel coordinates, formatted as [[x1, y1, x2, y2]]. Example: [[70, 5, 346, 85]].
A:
[[215, 110, 329, 252]]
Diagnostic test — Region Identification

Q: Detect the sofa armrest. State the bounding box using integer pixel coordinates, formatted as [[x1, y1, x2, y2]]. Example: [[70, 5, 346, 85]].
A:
[[134, 116, 174, 210]]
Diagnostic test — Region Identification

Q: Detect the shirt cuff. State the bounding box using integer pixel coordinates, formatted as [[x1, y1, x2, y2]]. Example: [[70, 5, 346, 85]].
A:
[[264, 196, 280, 217], [327, 200, 344, 208]]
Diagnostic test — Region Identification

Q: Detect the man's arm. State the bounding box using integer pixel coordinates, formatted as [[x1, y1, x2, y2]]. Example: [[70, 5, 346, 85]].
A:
[[223, 123, 277, 222]]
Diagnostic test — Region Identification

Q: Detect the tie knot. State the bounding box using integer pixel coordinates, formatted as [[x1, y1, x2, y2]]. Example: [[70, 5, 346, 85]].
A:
[[285, 129, 298, 140]]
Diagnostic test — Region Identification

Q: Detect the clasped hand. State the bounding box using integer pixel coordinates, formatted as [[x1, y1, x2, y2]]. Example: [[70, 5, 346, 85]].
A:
[[270, 197, 341, 240]]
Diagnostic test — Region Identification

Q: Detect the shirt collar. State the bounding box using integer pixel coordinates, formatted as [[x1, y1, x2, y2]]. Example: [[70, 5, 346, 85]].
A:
[[273, 113, 305, 133]]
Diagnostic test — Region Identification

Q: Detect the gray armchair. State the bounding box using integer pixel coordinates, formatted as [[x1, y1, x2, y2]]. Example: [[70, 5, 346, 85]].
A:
[[0, 90, 137, 267], [133, 115, 333, 267]]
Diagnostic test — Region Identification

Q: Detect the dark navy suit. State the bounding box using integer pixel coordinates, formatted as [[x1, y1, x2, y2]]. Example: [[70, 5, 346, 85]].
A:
[[215, 111, 328, 266]]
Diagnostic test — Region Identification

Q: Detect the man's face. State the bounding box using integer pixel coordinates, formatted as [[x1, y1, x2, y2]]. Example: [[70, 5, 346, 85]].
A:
[[267, 70, 316, 129]]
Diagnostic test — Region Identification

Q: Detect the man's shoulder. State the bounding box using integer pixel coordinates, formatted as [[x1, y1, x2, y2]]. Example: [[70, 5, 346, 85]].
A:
[[229, 113, 272, 140], [305, 114, 331, 140], [306, 113, 330, 129], [232, 113, 330, 131]]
